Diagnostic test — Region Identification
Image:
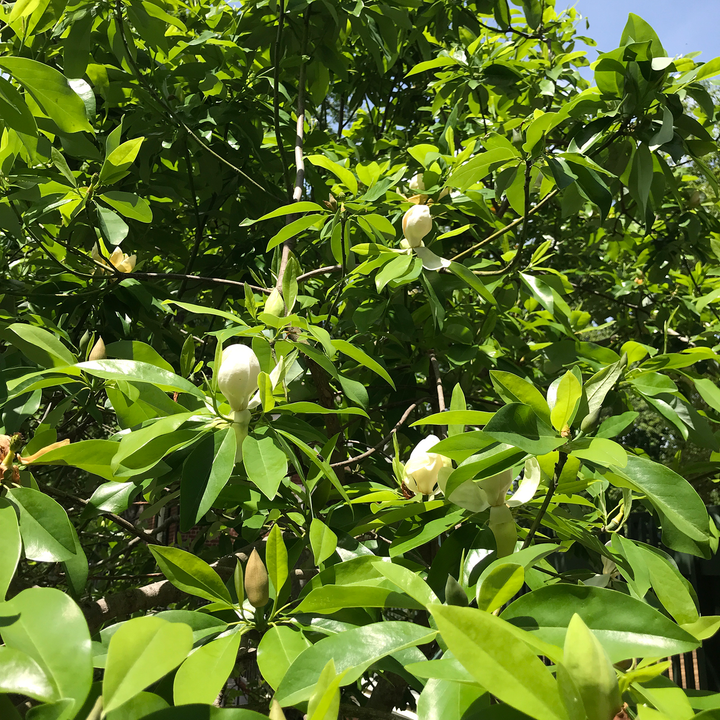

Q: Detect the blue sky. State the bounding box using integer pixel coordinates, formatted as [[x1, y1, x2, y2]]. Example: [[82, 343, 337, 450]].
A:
[[561, 0, 720, 63]]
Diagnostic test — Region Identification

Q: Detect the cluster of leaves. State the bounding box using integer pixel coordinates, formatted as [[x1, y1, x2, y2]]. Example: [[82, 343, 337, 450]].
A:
[[2, 0, 720, 717]]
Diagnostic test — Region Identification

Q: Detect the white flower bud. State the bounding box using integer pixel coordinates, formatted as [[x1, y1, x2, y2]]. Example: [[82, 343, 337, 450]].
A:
[[402, 204, 433, 248], [217, 344, 261, 412], [264, 288, 285, 317], [479, 468, 514, 507], [409, 173, 425, 192], [404, 435, 449, 495], [88, 337, 106, 361]]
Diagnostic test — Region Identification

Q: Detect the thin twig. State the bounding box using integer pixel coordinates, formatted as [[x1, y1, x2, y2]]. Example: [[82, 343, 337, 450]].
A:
[[178, 140, 208, 298], [428, 351, 446, 412], [297, 264, 342, 282], [331, 401, 425, 468], [132, 271, 270, 294], [521, 452, 567, 549], [42, 484, 163, 545]]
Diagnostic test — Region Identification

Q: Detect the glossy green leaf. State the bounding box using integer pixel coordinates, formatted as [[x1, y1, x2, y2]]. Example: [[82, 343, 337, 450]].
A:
[[257, 626, 311, 691], [100, 191, 153, 222], [76, 360, 204, 398], [417, 678, 487, 720], [99, 137, 144, 184], [242, 434, 288, 500], [490, 371, 552, 426], [6, 487, 77, 562], [609, 455, 712, 558], [266, 523, 289, 596], [173, 632, 243, 705], [476, 563, 525, 613], [0, 646, 56, 702], [0, 498, 21, 599], [501, 584, 699, 661], [309, 518, 338, 565], [180, 427, 235, 530], [149, 545, 232, 604], [373, 560, 438, 606], [103, 616, 193, 713], [430, 605, 568, 720], [332, 339, 395, 388], [0, 58, 93, 133], [295, 584, 425, 614], [0, 587, 92, 707], [23, 439, 119, 481], [275, 622, 435, 705], [144, 708, 267, 720], [106, 692, 169, 720], [411, 411, 493, 427], [2, 323, 75, 368], [550, 371, 582, 431], [307, 155, 358, 195], [485, 403, 565, 455]]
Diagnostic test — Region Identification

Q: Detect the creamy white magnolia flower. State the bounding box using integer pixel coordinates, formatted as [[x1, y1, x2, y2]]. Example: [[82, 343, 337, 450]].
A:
[[404, 435, 450, 495], [402, 204, 433, 248], [409, 173, 425, 192], [92, 244, 136, 273], [217, 344, 261, 413]]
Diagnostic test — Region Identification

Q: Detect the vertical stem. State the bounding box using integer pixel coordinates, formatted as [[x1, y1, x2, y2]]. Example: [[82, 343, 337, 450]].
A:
[[522, 452, 567, 549], [272, 0, 291, 199], [276, 8, 310, 291], [428, 351, 446, 438]]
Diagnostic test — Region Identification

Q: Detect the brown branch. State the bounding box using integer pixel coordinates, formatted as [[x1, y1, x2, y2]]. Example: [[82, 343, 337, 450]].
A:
[[132, 272, 271, 294], [297, 264, 342, 283], [331, 401, 425, 468], [428, 351, 445, 412]]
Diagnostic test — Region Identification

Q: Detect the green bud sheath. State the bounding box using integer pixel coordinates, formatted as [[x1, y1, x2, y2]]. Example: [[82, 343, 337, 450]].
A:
[[245, 547, 269, 608]]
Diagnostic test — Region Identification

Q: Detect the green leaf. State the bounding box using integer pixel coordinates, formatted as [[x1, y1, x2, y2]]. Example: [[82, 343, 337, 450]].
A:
[[97, 204, 129, 246], [0, 498, 21, 599], [295, 584, 425, 614], [105, 341, 174, 373], [417, 678, 487, 720], [405, 57, 460, 77], [501, 584, 699, 662], [570, 438, 627, 468], [0, 57, 93, 133], [308, 155, 358, 195], [0, 646, 56, 702], [584, 358, 624, 416], [550, 371, 582, 431], [266, 523, 289, 596], [254, 201, 326, 222], [242, 434, 288, 500], [276, 402, 368, 417], [100, 191, 153, 223], [0, 587, 92, 707], [620, 13, 666, 56], [332, 338, 395, 388], [373, 561, 438, 606], [447, 149, 519, 190], [143, 707, 267, 720], [106, 692, 169, 720], [257, 626, 311, 691], [310, 518, 338, 565], [77, 360, 204, 398], [476, 563, 525, 613], [103, 616, 193, 713], [180, 428, 236, 531], [490, 371, 552, 426], [266, 214, 324, 252], [2, 323, 76, 368], [99, 138, 144, 184], [609, 455, 713, 558], [23, 439, 119, 481], [0, 76, 38, 139], [275, 621, 435, 705], [411, 410, 493, 427], [430, 605, 568, 720], [485, 403, 566, 455], [149, 546, 232, 604], [173, 632, 243, 705], [6, 487, 77, 563]]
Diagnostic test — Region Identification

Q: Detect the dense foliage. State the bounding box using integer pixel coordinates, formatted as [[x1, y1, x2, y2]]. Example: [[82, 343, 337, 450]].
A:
[[2, 0, 720, 717]]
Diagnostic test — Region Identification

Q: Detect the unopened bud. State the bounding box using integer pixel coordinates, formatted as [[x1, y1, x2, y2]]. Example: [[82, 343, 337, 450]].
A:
[[401, 204, 433, 248], [268, 700, 287, 720], [580, 407, 601, 433], [89, 337, 106, 362], [217, 344, 261, 412], [244, 548, 269, 608], [264, 288, 285, 317], [444, 575, 468, 606]]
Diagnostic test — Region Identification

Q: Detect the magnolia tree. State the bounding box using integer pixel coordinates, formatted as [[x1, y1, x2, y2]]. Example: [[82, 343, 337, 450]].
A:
[[2, 0, 720, 717]]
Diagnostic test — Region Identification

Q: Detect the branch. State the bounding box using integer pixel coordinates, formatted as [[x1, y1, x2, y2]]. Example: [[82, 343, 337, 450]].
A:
[[42, 484, 163, 546], [428, 351, 446, 412], [178, 141, 208, 298], [451, 188, 557, 264], [521, 452, 567, 549], [132, 271, 270, 294], [331, 401, 425, 468], [276, 8, 310, 291], [296, 264, 342, 282]]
